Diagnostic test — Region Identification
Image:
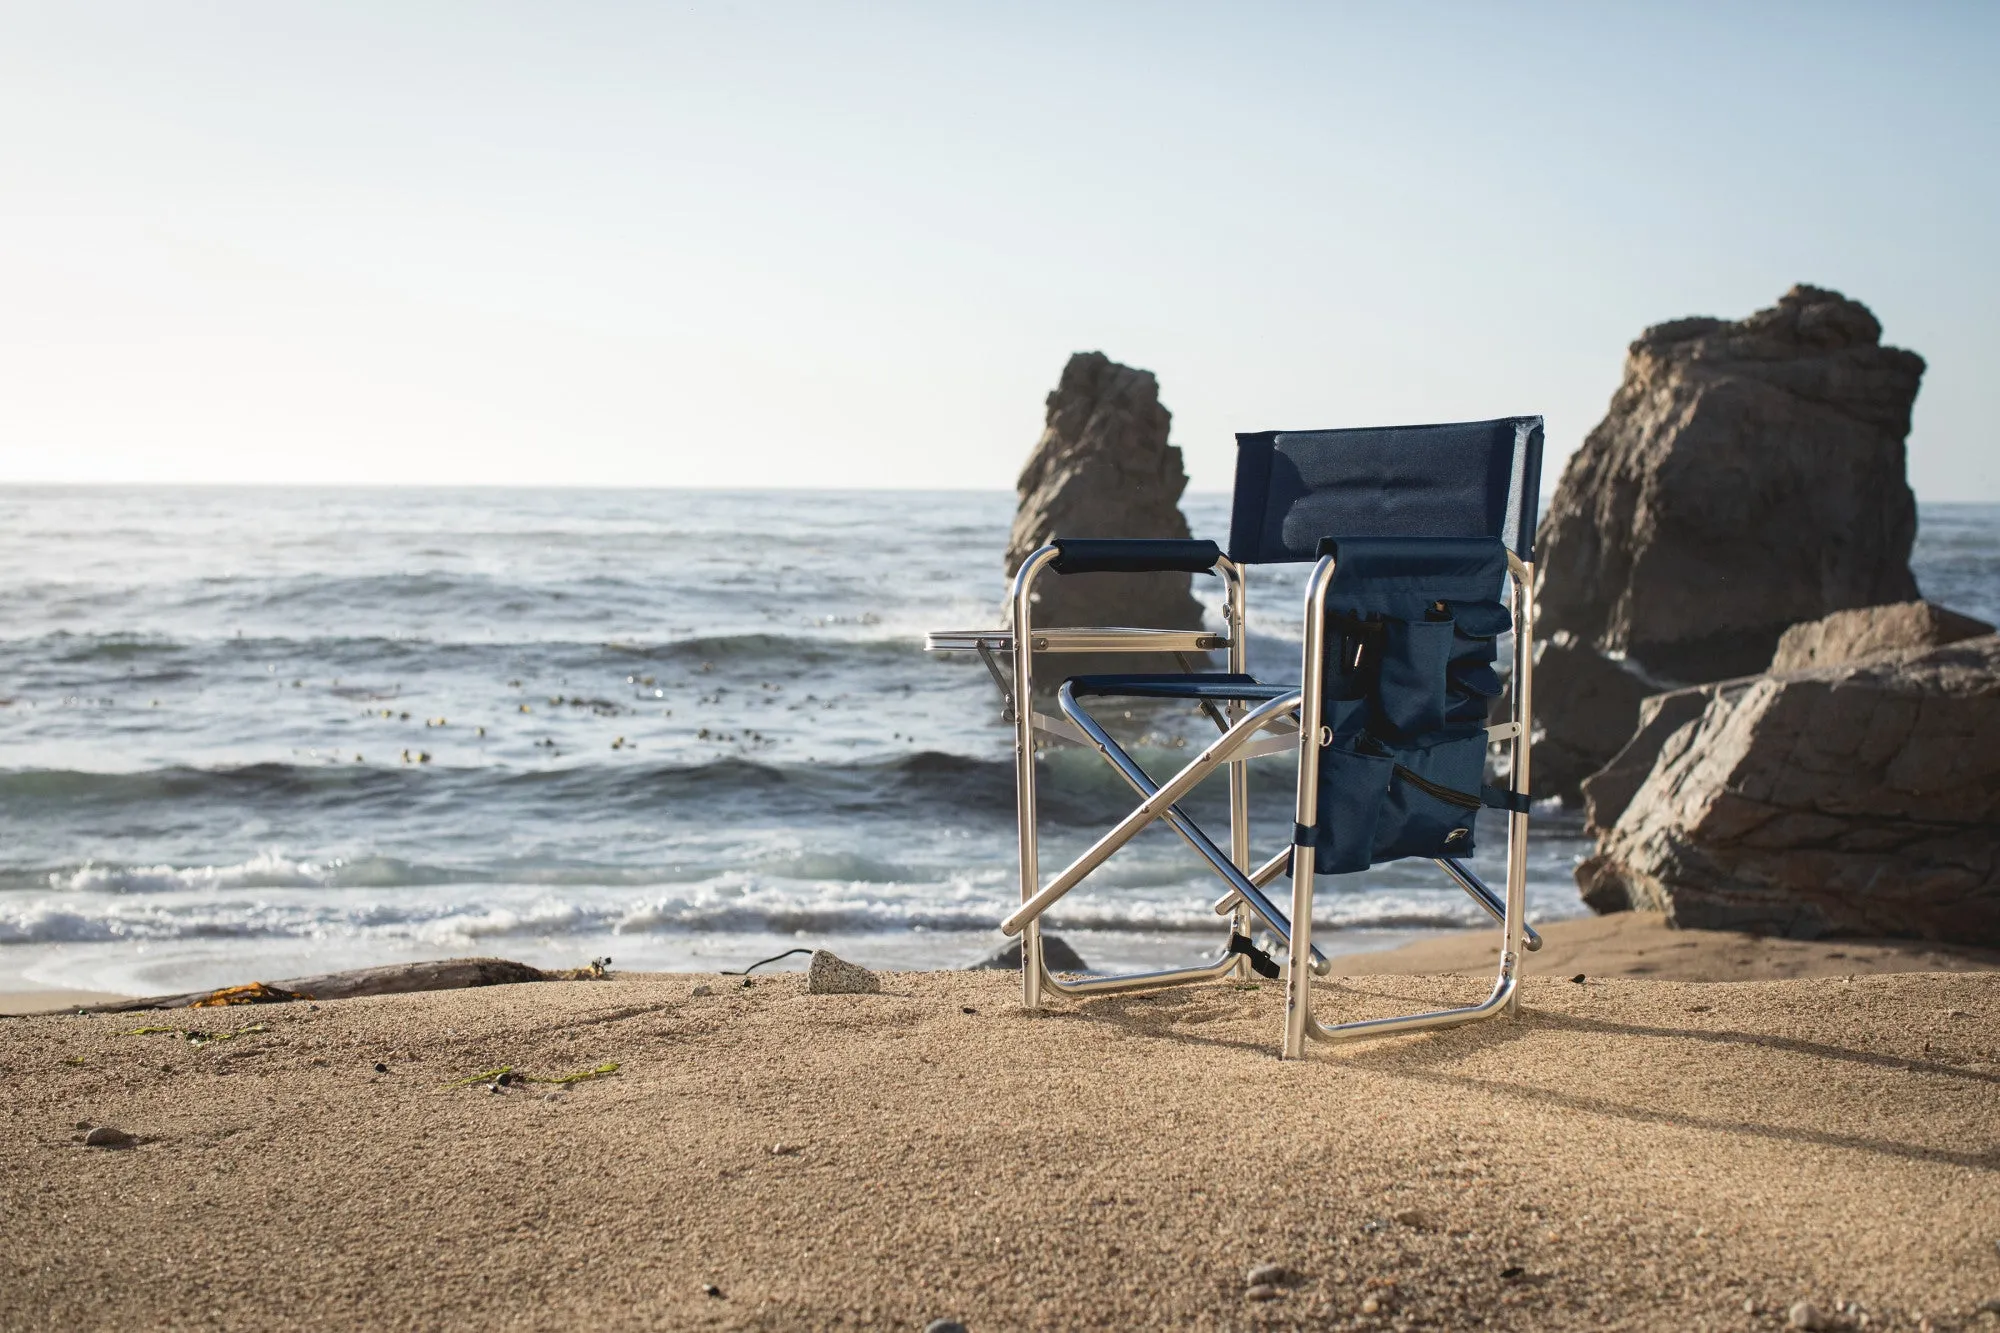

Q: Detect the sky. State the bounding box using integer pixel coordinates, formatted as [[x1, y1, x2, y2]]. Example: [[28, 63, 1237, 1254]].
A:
[[0, 3, 1994, 497]]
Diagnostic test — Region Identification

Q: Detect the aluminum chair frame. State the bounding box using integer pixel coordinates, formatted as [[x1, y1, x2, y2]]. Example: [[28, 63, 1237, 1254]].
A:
[[1000, 549, 1305, 1007], [984, 549, 1538, 1050], [948, 418, 1545, 1058]]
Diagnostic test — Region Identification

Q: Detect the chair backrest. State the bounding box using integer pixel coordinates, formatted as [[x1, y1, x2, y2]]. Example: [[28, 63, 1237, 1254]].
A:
[[1226, 417, 1544, 564]]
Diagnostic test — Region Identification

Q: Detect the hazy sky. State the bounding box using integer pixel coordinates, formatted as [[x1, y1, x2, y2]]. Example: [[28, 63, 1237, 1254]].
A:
[[2, 3, 1994, 496]]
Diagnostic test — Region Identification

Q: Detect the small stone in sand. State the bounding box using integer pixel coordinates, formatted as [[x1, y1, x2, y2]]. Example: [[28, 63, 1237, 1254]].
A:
[[1393, 1208, 1432, 1229], [1245, 1284, 1278, 1301], [806, 950, 880, 995], [770, 1142, 802, 1156], [701, 1283, 723, 1299], [1247, 1262, 1292, 1288], [1500, 1266, 1525, 1281], [1360, 1296, 1382, 1315], [924, 1322, 967, 1333], [1570, 974, 1587, 984], [74, 1120, 91, 1131], [83, 1126, 134, 1148], [374, 1062, 388, 1073], [1788, 1300, 1826, 1329], [690, 984, 714, 997]]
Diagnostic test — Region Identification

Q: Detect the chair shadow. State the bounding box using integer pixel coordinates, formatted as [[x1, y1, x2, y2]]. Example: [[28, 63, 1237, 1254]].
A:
[[1057, 989, 1281, 1055], [1057, 979, 1998, 1173], [1322, 992, 1999, 1173]]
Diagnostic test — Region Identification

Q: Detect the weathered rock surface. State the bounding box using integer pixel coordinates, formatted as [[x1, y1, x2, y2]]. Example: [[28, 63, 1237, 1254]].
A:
[[1769, 599, 1992, 673], [1580, 602, 1994, 834], [805, 950, 881, 995], [1579, 681, 1744, 837], [972, 933, 1088, 973], [1575, 635, 2000, 943], [1536, 285, 1925, 681], [1005, 352, 1203, 633]]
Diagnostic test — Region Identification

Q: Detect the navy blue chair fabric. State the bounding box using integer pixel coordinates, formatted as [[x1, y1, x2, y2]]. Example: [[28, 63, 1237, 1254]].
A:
[[1045, 418, 1541, 877], [1065, 673, 1294, 702], [1305, 537, 1510, 873], [1228, 418, 1543, 564], [1050, 538, 1221, 575]]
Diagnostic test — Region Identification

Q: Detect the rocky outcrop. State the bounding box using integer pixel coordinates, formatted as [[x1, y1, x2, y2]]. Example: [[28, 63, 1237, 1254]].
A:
[[1581, 600, 1994, 833], [1579, 681, 1742, 837], [1769, 600, 1992, 673], [1536, 285, 1925, 682], [972, 933, 1088, 973], [1574, 635, 2000, 944], [1005, 352, 1203, 632]]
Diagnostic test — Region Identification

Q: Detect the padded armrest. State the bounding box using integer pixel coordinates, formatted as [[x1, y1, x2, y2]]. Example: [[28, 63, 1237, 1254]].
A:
[[1049, 538, 1222, 575]]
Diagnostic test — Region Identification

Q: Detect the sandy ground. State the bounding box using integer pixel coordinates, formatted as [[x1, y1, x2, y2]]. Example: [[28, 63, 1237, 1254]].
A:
[[1340, 911, 2000, 982], [8, 912, 1992, 1019], [0, 989, 131, 1017], [3, 942, 1997, 1331]]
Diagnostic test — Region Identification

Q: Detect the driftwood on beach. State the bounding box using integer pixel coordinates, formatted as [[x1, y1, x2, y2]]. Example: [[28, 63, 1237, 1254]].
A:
[[68, 957, 556, 1013]]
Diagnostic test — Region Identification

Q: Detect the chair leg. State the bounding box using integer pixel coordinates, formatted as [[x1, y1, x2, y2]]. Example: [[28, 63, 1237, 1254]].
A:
[[1281, 844, 1317, 1059], [1010, 547, 1062, 1009]]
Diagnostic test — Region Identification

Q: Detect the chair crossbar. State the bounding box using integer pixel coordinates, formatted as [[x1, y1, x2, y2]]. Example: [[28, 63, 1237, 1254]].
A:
[[1000, 689, 1302, 938], [1437, 858, 1543, 952], [1050, 685, 1331, 974]]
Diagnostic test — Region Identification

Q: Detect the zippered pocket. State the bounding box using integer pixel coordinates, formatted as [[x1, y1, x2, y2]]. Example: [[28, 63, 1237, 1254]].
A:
[[1392, 762, 1480, 811], [1371, 731, 1487, 861]]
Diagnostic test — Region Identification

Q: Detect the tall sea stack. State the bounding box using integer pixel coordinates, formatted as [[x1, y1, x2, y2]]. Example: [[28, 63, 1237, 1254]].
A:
[[1005, 352, 1203, 632], [1536, 284, 1926, 682]]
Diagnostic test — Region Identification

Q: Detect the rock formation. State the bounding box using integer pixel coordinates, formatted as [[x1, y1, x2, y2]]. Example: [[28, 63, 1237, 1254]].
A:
[[1536, 285, 1925, 682], [972, 933, 1088, 973], [1579, 680, 1747, 837], [1005, 352, 1203, 632], [1768, 599, 1992, 673], [1574, 635, 2000, 944], [805, 950, 881, 995], [1579, 600, 1994, 834]]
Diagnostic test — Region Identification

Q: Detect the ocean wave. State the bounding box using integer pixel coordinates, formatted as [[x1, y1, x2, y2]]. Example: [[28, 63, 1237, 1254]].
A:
[[39, 852, 463, 895], [0, 829, 1519, 946], [0, 627, 937, 660], [0, 881, 1493, 947], [0, 750, 1053, 824]]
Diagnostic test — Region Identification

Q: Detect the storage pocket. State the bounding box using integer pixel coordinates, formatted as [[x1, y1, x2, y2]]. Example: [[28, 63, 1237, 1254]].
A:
[[1376, 619, 1455, 738], [1309, 740, 1396, 875], [1371, 730, 1488, 862]]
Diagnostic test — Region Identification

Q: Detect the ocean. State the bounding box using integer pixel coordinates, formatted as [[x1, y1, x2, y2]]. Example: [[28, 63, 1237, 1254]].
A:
[[3, 488, 1994, 998]]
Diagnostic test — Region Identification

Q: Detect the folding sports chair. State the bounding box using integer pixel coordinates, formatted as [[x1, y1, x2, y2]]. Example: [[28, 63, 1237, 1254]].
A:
[[942, 417, 1545, 1058]]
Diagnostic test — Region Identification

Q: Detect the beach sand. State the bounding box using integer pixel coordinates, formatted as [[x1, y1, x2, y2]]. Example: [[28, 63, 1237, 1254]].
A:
[[0, 989, 134, 1017], [3, 930, 1996, 1330], [1343, 910, 2000, 982]]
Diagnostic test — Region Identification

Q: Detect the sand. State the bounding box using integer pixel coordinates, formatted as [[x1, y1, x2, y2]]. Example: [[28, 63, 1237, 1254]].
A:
[[1342, 910, 2000, 982], [0, 989, 130, 1017], [3, 926, 1997, 1331]]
